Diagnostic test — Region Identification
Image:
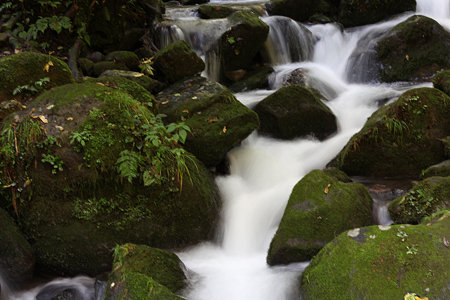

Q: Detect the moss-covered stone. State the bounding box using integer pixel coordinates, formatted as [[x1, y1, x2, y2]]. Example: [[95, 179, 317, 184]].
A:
[[339, 0, 416, 28], [0, 208, 35, 282], [420, 160, 450, 179], [329, 87, 450, 177], [156, 75, 259, 167], [93, 61, 130, 77], [254, 85, 337, 141], [265, 0, 334, 23], [433, 69, 450, 96], [205, 11, 269, 83], [105, 51, 141, 71], [153, 40, 205, 84], [301, 220, 450, 299], [96, 70, 166, 96], [197, 5, 238, 19], [267, 169, 373, 265], [376, 15, 450, 83], [106, 244, 186, 294], [78, 57, 95, 77], [0, 52, 73, 103], [0, 82, 220, 276], [389, 176, 450, 224]]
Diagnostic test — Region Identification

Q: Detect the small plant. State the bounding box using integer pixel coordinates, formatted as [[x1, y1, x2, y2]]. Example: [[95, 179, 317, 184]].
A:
[[41, 153, 65, 174], [397, 229, 408, 241], [138, 57, 154, 76], [384, 116, 408, 136], [406, 244, 418, 255], [227, 36, 235, 44], [13, 77, 50, 96]]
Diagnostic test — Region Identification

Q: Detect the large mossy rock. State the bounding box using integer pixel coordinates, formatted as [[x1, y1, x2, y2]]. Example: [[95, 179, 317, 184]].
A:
[[105, 51, 141, 72], [267, 169, 373, 265], [205, 11, 269, 83], [98, 70, 166, 95], [104, 244, 186, 300], [389, 176, 450, 225], [197, 4, 238, 19], [0, 208, 35, 282], [300, 220, 450, 299], [0, 82, 220, 276], [254, 85, 337, 141], [156, 76, 260, 167], [329, 87, 450, 177], [228, 66, 274, 93], [420, 160, 450, 179], [0, 52, 73, 102], [433, 69, 450, 96], [265, 0, 335, 23], [339, 0, 416, 28], [376, 15, 450, 83], [153, 40, 205, 84]]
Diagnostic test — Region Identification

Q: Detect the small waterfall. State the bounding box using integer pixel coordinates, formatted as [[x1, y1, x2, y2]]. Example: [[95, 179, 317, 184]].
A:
[[262, 16, 315, 65], [416, 0, 450, 19], [157, 24, 185, 50]]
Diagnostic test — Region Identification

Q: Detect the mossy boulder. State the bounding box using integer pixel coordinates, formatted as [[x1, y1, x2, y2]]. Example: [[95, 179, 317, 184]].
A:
[[300, 220, 450, 300], [265, 0, 334, 23], [389, 176, 450, 225], [228, 66, 274, 93], [205, 11, 269, 83], [105, 51, 141, 72], [78, 58, 95, 77], [156, 76, 260, 167], [0, 82, 220, 276], [433, 69, 450, 96], [98, 70, 166, 95], [420, 160, 450, 179], [104, 244, 186, 300], [267, 169, 373, 265], [254, 85, 337, 141], [376, 15, 450, 83], [0, 52, 73, 103], [153, 40, 205, 84], [329, 87, 450, 177], [338, 0, 416, 28], [198, 5, 238, 19], [93, 61, 130, 77], [0, 208, 35, 282]]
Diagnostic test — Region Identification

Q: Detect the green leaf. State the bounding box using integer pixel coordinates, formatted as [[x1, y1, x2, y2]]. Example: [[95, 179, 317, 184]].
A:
[[104, 7, 110, 21], [166, 123, 176, 133], [179, 129, 187, 143], [143, 171, 154, 186]]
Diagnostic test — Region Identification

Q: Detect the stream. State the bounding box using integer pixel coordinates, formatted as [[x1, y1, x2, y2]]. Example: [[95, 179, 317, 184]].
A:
[[4, 0, 450, 299]]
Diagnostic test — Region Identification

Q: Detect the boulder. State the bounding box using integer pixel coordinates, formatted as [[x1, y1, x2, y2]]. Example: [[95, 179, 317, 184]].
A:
[[153, 40, 205, 84], [420, 160, 450, 179], [254, 85, 337, 140], [205, 11, 269, 83], [0, 208, 35, 282], [105, 51, 141, 72], [329, 87, 450, 177], [301, 220, 450, 299], [0, 52, 73, 103], [104, 244, 186, 300], [265, 0, 335, 23], [376, 15, 450, 83], [93, 61, 130, 77], [339, 0, 416, 28], [267, 169, 373, 265], [0, 82, 220, 276], [389, 176, 450, 225], [78, 58, 95, 77], [228, 66, 274, 93], [197, 5, 238, 19], [156, 75, 260, 167], [98, 70, 166, 94], [433, 69, 450, 96]]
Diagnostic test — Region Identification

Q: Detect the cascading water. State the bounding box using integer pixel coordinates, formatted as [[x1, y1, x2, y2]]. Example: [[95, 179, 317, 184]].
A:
[[6, 0, 450, 299]]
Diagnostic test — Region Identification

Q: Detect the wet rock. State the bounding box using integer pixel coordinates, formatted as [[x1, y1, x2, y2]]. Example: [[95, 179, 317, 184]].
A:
[[254, 85, 337, 140], [339, 0, 416, 28], [228, 65, 274, 93], [0, 52, 73, 103], [0, 208, 35, 282], [389, 176, 450, 224], [153, 40, 205, 83], [301, 219, 450, 299], [205, 11, 269, 83], [421, 160, 450, 179], [99, 70, 165, 94], [267, 169, 373, 265], [329, 87, 450, 177], [156, 75, 259, 167], [225, 69, 246, 82], [86, 52, 105, 63], [376, 15, 450, 83], [197, 4, 238, 19], [265, 0, 335, 23], [433, 69, 450, 96]]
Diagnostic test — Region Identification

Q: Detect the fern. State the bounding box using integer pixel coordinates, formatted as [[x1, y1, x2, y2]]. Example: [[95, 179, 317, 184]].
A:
[[116, 150, 144, 183]]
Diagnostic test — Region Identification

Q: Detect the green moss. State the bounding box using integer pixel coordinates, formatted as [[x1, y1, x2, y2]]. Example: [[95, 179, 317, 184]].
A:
[[267, 169, 372, 265], [197, 5, 238, 19], [301, 220, 450, 299], [389, 176, 450, 224], [330, 87, 450, 177], [433, 70, 450, 97]]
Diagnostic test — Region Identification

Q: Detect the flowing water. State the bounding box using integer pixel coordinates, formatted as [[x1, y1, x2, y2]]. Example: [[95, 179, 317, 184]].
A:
[[3, 0, 450, 299]]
